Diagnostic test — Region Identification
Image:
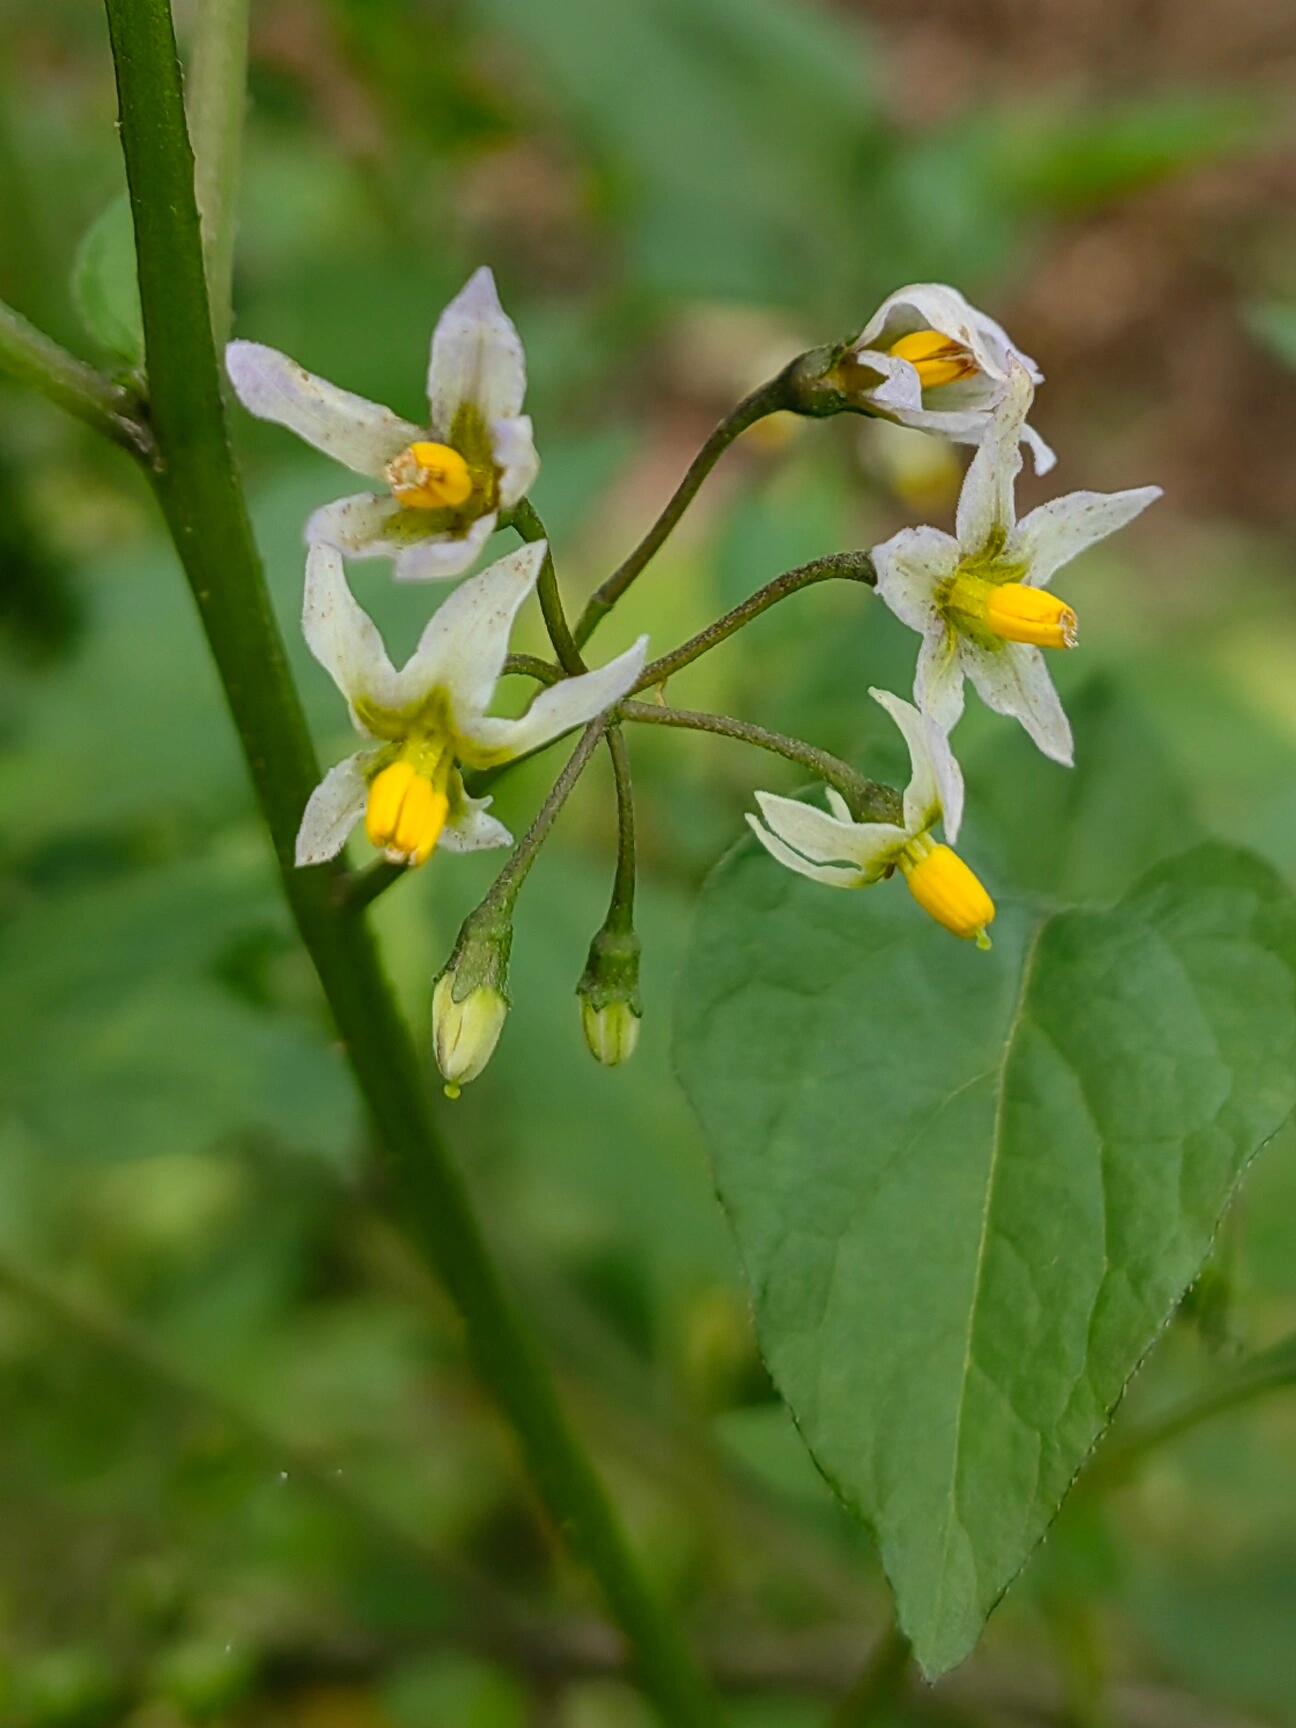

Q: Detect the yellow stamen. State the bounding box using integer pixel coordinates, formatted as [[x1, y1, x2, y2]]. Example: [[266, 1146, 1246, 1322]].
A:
[[901, 842, 996, 947], [984, 582, 1077, 650], [386, 440, 473, 510], [888, 328, 980, 390], [365, 758, 450, 867]]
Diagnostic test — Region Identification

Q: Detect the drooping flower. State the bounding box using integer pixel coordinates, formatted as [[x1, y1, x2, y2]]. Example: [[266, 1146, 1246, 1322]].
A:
[[295, 539, 646, 868], [747, 688, 994, 946], [227, 268, 539, 582], [871, 361, 1161, 766], [838, 283, 1056, 474]]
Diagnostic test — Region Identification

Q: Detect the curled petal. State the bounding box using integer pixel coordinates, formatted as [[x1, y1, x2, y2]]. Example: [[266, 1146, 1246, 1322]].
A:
[[458, 637, 649, 769], [869, 688, 964, 842], [872, 525, 959, 633], [440, 775, 513, 854], [492, 414, 541, 509], [302, 541, 400, 716], [393, 513, 497, 584], [961, 639, 1074, 766], [854, 284, 1043, 387], [1015, 485, 1162, 589], [394, 541, 547, 719], [226, 341, 419, 479], [746, 814, 868, 889], [295, 752, 375, 865], [753, 789, 907, 880], [955, 361, 1033, 554], [427, 267, 526, 432]]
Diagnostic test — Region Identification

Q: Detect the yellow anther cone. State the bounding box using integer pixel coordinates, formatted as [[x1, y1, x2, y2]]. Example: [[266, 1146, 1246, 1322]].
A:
[[888, 329, 979, 390], [984, 582, 1077, 650], [902, 844, 996, 945], [366, 760, 450, 866], [388, 440, 473, 510]]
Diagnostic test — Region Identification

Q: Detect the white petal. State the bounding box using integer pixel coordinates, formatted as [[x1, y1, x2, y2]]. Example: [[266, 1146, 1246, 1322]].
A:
[[294, 752, 372, 865], [393, 513, 497, 584], [392, 541, 547, 718], [1021, 423, 1057, 477], [962, 640, 1074, 766], [955, 361, 1034, 553], [1015, 485, 1162, 588], [302, 541, 399, 714], [440, 775, 513, 854], [306, 491, 404, 555], [871, 525, 959, 633], [914, 624, 966, 737], [746, 814, 866, 890], [869, 687, 963, 839], [226, 341, 419, 479], [492, 415, 540, 508], [753, 790, 906, 879], [458, 637, 649, 769], [427, 267, 526, 432], [825, 787, 853, 823], [842, 349, 925, 415], [854, 284, 1042, 387]]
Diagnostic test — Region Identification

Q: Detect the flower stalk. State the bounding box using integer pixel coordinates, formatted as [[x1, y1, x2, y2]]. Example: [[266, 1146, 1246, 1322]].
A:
[[100, 3, 723, 1721]]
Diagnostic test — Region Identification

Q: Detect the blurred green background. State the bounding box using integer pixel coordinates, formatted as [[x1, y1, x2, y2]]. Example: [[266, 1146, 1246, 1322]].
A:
[[2, 1, 1296, 1724]]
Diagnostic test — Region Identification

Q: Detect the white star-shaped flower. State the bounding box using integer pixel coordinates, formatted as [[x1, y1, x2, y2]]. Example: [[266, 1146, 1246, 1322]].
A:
[[296, 539, 646, 868], [747, 688, 995, 945], [841, 283, 1056, 474], [227, 268, 539, 582], [872, 361, 1161, 766]]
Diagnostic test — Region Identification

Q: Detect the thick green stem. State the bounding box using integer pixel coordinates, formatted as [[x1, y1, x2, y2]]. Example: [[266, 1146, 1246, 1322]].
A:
[[634, 550, 875, 694], [573, 373, 793, 649], [621, 700, 898, 822], [0, 299, 151, 454], [187, 0, 251, 347], [101, 5, 722, 1722]]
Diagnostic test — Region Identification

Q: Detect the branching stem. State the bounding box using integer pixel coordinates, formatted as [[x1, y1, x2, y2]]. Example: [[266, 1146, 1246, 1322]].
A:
[[0, 300, 151, 454]]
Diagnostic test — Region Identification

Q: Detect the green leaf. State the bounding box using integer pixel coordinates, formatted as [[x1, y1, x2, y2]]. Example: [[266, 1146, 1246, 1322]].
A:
[[71, 193, 144, 367], [674, 841, 1296, 1676]]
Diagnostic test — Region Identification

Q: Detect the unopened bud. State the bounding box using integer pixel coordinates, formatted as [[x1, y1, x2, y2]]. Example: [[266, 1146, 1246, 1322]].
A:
[[576, 920, 642, 1068], [432, 905, 513, 1094], [581, 997, 641, 1067], [432, 973, 508, 1094]]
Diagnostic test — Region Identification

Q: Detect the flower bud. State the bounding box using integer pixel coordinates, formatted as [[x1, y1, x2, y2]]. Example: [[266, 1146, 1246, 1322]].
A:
[[432, 973, 508, 1094], [432, 905, 513, 1095], [581, 997, 641, 1067], [576, 920, 642, 1068]]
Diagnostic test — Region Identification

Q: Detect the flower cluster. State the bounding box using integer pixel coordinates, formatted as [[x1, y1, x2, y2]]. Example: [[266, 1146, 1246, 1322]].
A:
[[229, 270, 1159, 1087]]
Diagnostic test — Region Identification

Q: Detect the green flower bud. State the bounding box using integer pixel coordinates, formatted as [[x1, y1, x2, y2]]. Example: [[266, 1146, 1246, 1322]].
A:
[[576, 919, 642, 1068], [581, 996, 641, 1067], [432, 906, 513, 1095]]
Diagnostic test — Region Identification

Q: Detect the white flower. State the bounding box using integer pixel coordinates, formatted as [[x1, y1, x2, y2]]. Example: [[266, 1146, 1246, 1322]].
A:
[[295, 539, 647, 868], [747, 688, 995, 945], [841, 283, 1056, 474], [226, 268, 539, 582], [872, 361, 1161, 766]]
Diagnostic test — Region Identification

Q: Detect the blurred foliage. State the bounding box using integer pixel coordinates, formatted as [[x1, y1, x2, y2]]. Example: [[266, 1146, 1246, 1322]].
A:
[[1, 0, 1295, 1723]]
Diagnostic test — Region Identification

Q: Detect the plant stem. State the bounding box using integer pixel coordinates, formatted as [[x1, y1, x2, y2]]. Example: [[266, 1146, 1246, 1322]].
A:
[[620, 700, 898, 821], [634, 550, 875, 693], [510, 496, 586, 674], [605, 725, 637, 921], [101, 6, 722, 1721], [1086, 1330, 1296, 1487], [0, 299, 151, 454], [187, 0, 252, 348], [478, 719, 608, 917], [573, 373, 793, 649]]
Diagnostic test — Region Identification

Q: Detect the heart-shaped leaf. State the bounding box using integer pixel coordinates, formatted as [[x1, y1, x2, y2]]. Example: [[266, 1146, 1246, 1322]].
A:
[[675, 841, 1296, 1676]]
